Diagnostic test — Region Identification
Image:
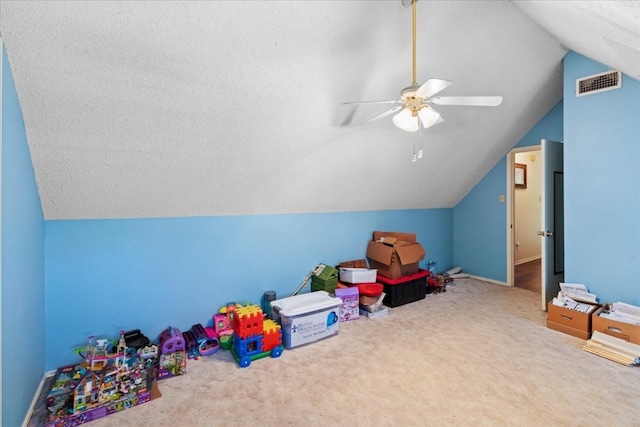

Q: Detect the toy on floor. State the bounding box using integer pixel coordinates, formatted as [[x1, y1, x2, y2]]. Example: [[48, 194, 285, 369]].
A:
[[215, 303, 239, 350], [77, 334, 137, 370], [182, 329, 199, 359], [157, 326, 187, 379], [123, 329, 150, 350], [46, 331, 158, 426], [191, 323, 220, 356], [427, 272, 451, 293], [230, 304, 283, 367]]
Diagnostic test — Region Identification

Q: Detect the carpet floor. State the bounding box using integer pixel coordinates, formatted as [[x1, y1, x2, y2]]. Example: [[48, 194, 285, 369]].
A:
[[31, 278, 640, 426]]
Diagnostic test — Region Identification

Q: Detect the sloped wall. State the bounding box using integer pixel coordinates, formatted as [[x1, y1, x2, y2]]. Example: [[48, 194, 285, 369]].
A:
[[2, 42, 46, 427]]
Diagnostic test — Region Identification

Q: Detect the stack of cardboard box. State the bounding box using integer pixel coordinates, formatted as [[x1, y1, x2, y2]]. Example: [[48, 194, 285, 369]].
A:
[[365, 231, 428, 307]]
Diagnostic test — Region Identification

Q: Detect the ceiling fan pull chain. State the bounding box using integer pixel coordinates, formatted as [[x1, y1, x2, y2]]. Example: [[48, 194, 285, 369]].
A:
[[417, 124, 423, 159], [412, 134, 418, 162]]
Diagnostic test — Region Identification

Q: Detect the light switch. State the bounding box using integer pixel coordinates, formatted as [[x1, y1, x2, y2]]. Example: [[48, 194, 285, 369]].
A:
[[499, 195, 505, 203]]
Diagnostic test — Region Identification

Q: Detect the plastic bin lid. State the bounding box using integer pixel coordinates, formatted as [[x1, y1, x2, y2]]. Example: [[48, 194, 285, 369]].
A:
[[357, 283, 383, 296], [271, 290, 341, 317]]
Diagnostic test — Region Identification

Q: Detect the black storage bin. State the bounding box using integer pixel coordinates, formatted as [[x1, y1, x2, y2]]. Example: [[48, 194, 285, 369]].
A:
[[377, 270, 428, 307]]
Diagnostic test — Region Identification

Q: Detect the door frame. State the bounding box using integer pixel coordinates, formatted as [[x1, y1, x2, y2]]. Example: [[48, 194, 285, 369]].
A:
[[506, 145, 541, 289], [1, 36, 5, 420]]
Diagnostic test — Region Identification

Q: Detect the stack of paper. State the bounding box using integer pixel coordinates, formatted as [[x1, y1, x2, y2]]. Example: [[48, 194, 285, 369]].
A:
[[583, 331, 640, 366], [559, 283, 598, 304], [551, 296, 598, 313], [551, 283, 599, 313], [599, 302, 640, 326]]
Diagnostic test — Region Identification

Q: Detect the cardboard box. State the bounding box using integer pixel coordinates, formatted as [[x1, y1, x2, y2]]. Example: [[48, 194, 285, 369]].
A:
[[45, 361, 161, 427], [546, 301, 600, 340], [271, 291, 341, 349], [366, 231, 425, 279], [592, 305, 640, 345], [335, 286, 359, 322], [337, 259, 368, 269], [372, 231, 417, 244]]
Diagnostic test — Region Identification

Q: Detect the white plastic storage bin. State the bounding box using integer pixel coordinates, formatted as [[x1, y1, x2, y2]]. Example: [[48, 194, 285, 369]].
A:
[[271, 291, 341, 349], [339, 267, 377, 284]]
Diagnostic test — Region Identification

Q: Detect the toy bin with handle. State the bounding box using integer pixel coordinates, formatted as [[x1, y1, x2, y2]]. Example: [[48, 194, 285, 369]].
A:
[[271, 291, 341, 349]]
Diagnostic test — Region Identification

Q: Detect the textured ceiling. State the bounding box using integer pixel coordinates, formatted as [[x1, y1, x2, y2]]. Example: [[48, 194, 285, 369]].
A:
[[0, 1, 637, 220]]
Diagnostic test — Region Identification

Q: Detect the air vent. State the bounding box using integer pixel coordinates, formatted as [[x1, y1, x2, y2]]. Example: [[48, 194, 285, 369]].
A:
[[576, 70, 621, 97]]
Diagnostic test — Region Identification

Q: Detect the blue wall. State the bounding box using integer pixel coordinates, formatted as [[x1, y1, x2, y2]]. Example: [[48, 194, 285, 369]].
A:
[[2, 44, 47, 427], [45, 208, 452, 369], [563, 52, 640, 305], [453, 102, 564, 281]]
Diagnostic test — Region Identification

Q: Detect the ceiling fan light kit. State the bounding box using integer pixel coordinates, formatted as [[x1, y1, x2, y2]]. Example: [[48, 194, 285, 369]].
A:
[[343, 0, 503, 159]]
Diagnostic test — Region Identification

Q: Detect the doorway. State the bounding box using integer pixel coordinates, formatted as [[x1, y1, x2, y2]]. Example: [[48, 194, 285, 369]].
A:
[[513, 148, 541, 293], [507, 141, 564, 311]]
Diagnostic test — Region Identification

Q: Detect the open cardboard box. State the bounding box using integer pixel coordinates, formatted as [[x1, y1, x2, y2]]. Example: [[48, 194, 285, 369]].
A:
[[366, 231, 425, 279], [546, 300, 600, 340], [592, 304, 640, 345]]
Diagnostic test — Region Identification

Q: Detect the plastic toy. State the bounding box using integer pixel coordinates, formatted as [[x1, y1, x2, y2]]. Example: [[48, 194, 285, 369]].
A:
[[75, 334, 139, 372], [182, 330, 199, 359], [157, 326, 187, 379], [46, 331, 158, 426], [230, 304, 283, 368], [215, 303, 239, 350], [191, 323, 220, 356], [123, 329, 150, 350]]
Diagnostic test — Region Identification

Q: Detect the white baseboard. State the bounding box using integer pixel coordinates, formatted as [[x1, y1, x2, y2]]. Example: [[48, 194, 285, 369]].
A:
[[466, 274, 508, 287], [515, 255, 541, 265], [22, 370, 56, 427]]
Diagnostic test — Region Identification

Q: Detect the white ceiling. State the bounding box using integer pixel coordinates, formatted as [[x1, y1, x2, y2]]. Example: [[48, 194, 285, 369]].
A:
[[0, 1, 637, 220]]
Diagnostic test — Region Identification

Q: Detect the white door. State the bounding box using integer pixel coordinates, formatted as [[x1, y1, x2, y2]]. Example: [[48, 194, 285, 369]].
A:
[[540, 139, 564, 310]]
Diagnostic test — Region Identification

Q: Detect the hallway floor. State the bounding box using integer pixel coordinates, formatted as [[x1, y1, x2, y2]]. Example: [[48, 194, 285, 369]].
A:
[[515, 258, 541, 293]]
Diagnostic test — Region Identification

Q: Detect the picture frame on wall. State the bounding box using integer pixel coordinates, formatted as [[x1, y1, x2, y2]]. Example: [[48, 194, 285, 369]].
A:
[[515, 163, 527, 189]]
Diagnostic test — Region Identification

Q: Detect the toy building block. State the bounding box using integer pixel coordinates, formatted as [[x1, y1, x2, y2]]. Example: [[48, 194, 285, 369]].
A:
[[233, 304, 264, 339], [262, 319, 283, 351], [231, 307, 284, 368], [46, 329, 159, 426]]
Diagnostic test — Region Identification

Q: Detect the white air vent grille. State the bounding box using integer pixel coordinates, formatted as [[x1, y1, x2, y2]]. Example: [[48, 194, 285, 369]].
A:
[[576, 70, 621, 97]]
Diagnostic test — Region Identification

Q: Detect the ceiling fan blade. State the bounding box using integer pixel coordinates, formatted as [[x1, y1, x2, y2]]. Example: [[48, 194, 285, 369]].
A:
[[431, 96, 503, 107], [343, 100, 403, 106], [360, 106, 403, 125], [415, 79, 453, 98]]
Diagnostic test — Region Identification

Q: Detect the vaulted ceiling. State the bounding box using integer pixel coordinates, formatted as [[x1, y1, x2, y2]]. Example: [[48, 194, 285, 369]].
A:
[[1, 1, 638, 220]]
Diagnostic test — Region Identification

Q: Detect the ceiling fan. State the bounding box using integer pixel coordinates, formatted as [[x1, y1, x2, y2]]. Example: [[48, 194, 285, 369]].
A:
[[343, 0, 503, 133]]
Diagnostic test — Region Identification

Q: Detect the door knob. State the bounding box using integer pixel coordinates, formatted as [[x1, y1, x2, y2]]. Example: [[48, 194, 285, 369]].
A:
[[537, 231, 544, 236], [546, 231, 554, 237]]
